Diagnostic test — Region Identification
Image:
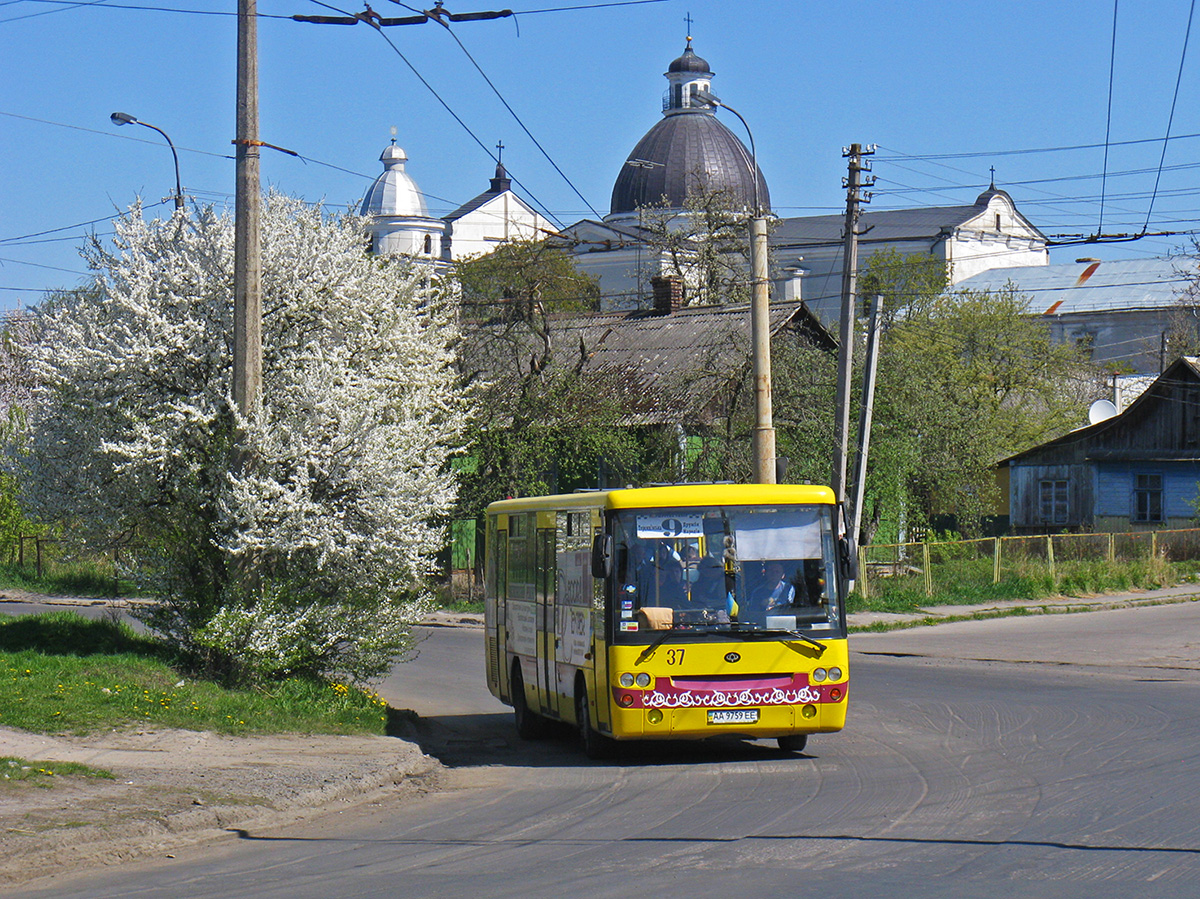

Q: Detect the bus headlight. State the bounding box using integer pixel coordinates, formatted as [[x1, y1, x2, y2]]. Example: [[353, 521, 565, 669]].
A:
[[801, 704, 818, 719], [828, 667, 843, 682], [620, 673, 635, 687], [812, 668, 827, 683], [647, 709, 664, 725], [635, 672, 652, 688]]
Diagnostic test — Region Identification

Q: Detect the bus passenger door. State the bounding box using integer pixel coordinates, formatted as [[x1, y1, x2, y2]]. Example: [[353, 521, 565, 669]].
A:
[[537, 528, 561, 719]]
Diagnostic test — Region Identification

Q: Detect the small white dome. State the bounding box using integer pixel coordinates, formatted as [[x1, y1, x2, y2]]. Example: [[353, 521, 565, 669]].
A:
[[359, 142, 429, 218]]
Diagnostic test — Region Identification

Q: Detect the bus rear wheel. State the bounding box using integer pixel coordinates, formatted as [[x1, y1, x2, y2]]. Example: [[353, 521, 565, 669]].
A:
[[511, 663, 546, 740], [575, 684, 615, 760], [777, 734, 808, 753]]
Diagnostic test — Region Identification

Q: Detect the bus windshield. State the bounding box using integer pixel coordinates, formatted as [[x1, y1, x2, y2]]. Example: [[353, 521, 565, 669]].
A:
[[610, 504, 844, 642]]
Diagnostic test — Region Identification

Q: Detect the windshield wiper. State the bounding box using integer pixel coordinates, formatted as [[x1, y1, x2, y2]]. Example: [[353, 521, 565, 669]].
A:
[[735, 627, 828, 655], [635, 625, 826, 664], [634, 627, 725, 664]]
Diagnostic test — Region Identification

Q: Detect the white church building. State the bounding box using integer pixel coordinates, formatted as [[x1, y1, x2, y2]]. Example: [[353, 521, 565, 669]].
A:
[[359, 139, 551, 266], [558, 41, 1049, 320], [359, 40, 1048, 323]]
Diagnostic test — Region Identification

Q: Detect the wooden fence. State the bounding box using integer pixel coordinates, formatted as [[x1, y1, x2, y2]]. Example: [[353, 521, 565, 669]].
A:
[[856, 527, 1200, 599], [12, 535, 127, 596]]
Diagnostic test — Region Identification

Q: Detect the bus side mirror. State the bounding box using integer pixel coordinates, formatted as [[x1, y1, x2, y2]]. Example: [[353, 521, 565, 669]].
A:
[[838, 502, 858, 581], [839, 535, 858, 581], [591, 534, 612, 579]]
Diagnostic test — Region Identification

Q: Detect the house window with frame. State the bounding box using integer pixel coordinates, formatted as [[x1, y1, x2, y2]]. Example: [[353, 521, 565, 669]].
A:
[[1038, 479, 1068, 525], [1132, 474, 1164, 523]]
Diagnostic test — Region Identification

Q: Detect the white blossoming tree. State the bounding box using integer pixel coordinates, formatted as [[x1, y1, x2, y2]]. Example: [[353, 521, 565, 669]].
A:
[[13, 195, 468, 683]]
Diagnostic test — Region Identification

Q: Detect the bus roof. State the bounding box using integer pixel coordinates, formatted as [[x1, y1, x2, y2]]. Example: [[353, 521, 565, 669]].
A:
[[486, 483, 837, 515]]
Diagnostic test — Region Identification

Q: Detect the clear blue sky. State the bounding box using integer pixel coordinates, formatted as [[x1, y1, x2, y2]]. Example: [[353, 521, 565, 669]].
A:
[[3, 0, 1199, 311]]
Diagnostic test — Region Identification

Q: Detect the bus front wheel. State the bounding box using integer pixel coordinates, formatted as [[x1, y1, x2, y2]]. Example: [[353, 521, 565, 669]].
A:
[[511, 663, 546, 740], [778, 734, 808, 753], [575, 683, 615, 760]]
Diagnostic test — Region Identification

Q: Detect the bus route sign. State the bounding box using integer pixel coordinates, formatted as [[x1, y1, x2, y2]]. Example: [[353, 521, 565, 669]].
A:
[[636, 513, 704, 539]]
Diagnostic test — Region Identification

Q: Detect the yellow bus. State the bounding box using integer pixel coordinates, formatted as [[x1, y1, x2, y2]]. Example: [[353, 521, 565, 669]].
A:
[[484, 483, 854, 757]]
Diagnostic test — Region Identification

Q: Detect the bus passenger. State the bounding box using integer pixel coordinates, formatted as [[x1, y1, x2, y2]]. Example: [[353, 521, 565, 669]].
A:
[[750, 561, 796, 612], [655, 559, 688, 608]]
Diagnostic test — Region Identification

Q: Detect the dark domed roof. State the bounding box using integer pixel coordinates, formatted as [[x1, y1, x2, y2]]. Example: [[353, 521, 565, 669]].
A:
[[668, 45, 711, 74], [610, 112, 769, 216], [974, 185, 1013, 206]]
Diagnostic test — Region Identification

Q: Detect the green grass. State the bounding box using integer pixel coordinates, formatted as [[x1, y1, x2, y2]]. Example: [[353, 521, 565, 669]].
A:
[[1, 756, 114, 786], [849, 556, 1200, 614], [436, 596, 484, 614], [0, 559, 129, 598], [0, 612, 392, 737], [432, 584, 484, 615]]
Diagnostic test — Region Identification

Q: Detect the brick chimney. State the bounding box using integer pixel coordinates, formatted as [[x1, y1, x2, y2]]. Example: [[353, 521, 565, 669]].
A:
[[650, 275, 684, 314]]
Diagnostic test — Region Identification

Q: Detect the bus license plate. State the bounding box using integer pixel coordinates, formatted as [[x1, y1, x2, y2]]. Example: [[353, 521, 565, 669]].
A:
[[708, 708, 759, 725]]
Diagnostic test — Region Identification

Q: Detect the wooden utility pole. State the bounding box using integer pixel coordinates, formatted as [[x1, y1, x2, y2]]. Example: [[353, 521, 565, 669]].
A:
[[234, 0, 262, 418], [831, 143, 874, 503]]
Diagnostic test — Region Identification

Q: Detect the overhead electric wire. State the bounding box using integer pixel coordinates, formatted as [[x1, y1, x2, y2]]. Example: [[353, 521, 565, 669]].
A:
[[391, 0, 604, 219], [0, 0, 116, 24], [3, 0, 669, 21], [302, 0, 566, 229], [869, 154, 1200, 247], [1144, 0, 1197, 234], [0, 201, 171, 246], [871, 150, 1197, 226], [515, 0, 668, 12], [1098, 0, 1120, 236], [876, 131, 1200, 162], [0, 0, 295, 21], [0, 256, 88, 276], [0, 110, 232, 164]]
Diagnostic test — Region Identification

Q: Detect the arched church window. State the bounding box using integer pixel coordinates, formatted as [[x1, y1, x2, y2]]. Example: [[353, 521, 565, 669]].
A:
[[424, 234, 432, 254]]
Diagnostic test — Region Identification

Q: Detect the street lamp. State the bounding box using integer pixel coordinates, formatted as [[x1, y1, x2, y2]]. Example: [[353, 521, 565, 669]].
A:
[[692, 89, 776, 484], [110, 112, 184, 212]]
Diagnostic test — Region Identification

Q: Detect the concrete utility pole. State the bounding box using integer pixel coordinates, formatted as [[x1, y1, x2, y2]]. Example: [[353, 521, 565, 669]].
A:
[[831, 143, 875, 504], [694, 88, 775, 484], [749, 211, 775, 484], [234, 0, 262, 419], [849, 294, 883, 544]]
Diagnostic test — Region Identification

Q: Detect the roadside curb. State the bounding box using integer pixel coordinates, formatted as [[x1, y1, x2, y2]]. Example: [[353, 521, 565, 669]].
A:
[[0, 728, 441, 888], [848, 587, 1200, 630], [421, 609, 485, 629]]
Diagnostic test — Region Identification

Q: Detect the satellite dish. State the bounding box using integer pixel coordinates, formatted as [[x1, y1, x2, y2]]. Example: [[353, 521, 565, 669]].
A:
[[1088, 399, 1118, 425]]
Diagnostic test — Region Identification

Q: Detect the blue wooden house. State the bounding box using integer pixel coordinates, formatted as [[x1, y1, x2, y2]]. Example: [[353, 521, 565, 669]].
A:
[[1003, 357, 1200, 533]]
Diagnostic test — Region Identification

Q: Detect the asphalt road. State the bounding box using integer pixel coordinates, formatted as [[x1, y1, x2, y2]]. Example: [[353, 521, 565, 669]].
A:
[[11, 604, 1200, 899]]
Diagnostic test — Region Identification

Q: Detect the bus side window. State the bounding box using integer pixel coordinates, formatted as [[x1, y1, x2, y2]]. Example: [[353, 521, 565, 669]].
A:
[[496, 531, 508, 600]]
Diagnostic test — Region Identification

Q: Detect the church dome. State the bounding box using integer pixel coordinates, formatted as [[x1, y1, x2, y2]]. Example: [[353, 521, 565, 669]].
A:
[[668, 45, 710, 74], [610, 114, 769, 216], [608, 42, 769, 218], [360, 142, 428, 218]]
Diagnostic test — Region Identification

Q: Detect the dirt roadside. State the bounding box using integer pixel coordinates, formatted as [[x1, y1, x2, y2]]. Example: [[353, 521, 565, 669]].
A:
[[0, 725, 440, 887], [0, 596, 468, 889]]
